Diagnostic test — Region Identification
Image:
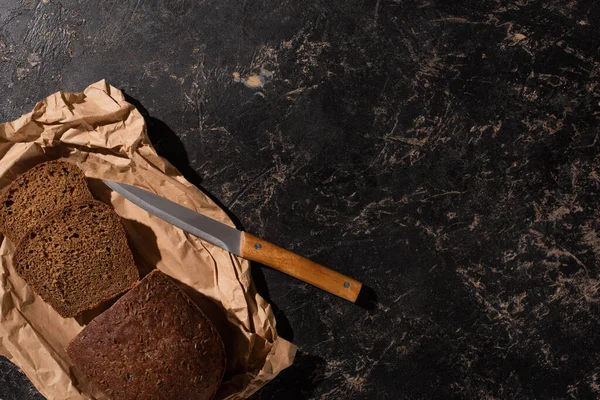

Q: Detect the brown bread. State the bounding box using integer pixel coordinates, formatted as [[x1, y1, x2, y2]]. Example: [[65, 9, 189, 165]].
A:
[[14, 200, 139, 318], [67, 270, 226, 400], [0, 160, 93, 245]]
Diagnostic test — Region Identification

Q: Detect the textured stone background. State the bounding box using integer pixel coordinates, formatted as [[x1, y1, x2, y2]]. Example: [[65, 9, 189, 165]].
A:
[[1, 0, 600, 399]]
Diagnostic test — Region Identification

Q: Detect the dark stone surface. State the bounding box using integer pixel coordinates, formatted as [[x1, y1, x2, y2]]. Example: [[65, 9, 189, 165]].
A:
[[1, 0, 600, 399]]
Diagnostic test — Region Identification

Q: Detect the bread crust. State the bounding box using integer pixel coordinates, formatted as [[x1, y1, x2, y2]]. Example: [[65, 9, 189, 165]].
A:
[[67, 270, 226, 400]]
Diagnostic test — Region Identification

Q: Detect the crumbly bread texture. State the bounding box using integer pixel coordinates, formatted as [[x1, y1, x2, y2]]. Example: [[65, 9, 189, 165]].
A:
[[0, 160, 93, 245], [14, 200, 139, 318], [67, 270, 226, 400]]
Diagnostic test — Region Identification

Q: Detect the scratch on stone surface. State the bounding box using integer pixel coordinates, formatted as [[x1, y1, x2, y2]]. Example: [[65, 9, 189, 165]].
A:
[[582, 222, 600, 262], [348, 197, 399, 235], [183, 51, 231, 131], [22, 1, 73, 64], [532, 193, 583, 222], [285, 84, 319, 100], [430, 16, 482, 24], [186, 53, 209, 130], [287, 302, 308, 313], [202, 163, 233, 180], [421, 191, 465, 202], [527, 229, 589, 273], [391, 135, 427, 146], [354, 339, 397, 387], [325, 338, 397, 396], [457, 265, 518, 326], [312, 337, 334, 348], [121, 0, 144, 37], [392, 287, 416, 303], [102, 0, 148, 48], [227, 166, 274, 209], [547, 248, 589, 273], [373, 0, 381, 27], [468, 215, 480, 231]]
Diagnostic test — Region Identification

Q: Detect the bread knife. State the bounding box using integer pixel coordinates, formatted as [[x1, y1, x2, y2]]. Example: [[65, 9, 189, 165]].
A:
[[103, 180, 363, 302]]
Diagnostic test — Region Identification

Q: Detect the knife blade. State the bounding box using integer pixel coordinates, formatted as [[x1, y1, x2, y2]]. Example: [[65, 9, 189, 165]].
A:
[[103, 180, 362, 303]]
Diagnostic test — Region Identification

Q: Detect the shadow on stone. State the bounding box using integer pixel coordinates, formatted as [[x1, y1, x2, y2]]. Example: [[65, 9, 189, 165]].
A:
[[249, 351, 327, 400], [355, 284, 378, 311], [123, 92, 243, 229], [250, 265, 295, 342], [0, 356, 45, 400]]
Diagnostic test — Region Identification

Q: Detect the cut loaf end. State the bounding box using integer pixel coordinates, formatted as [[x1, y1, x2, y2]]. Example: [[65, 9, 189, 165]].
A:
[[67, 270, 226, 400]]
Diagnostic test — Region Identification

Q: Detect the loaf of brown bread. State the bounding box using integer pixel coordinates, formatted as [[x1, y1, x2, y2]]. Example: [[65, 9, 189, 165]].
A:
[[14, 200, 139, 318], [67, 270, 226, 400], [0, 160, 93, 245]]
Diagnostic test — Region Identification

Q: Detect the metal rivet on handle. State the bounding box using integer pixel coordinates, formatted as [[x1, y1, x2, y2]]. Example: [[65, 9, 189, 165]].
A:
[[344, 282, 350, 289], [255, 243, 262, 250]]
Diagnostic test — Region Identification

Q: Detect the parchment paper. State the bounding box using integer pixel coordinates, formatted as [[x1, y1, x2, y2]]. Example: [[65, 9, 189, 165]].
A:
[[0, 80, 296, 400]]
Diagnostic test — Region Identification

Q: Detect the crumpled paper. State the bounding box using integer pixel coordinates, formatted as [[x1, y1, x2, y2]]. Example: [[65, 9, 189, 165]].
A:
[[0, 80, 296, 400]]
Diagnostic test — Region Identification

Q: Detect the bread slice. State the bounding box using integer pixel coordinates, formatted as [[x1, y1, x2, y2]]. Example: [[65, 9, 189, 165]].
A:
[[67, 270, 226, 400], [0, 160, 93, 245], [14, 200, 139, 318]]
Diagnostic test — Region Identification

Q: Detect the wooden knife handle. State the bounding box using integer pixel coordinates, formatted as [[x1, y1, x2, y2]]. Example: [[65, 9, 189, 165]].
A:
[[241, 232, 362, 302]]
